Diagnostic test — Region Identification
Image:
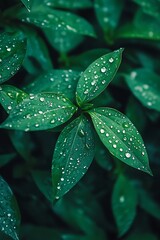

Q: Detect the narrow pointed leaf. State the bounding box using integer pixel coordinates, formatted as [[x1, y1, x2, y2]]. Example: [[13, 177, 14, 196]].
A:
[[125, 69, 160, 112], [0, 32, 26, 83], [0, 93, 77, 131], [18, 7, 96, 37], [76, 49, 123, 106], [0, 85, 28, 113], [21, 0, 32, 11], [52, 115, 95, 200], [44, 0, 92, 9], [24, 70, 81, 102], [0, 176, 21, 240], [112, 174, 138, 236], [88, 107, 152, 174]]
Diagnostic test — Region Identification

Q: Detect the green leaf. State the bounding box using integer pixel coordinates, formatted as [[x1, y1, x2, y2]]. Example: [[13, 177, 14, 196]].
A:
[[52, 115, 95, 200], [0, 32, 26, 83], [18, 7, 96, 37], [88, 107, 152, 175], [23, 28, 53, 75], [43, 28, 83, 53], [111, 174, 138, 237], [23, 69, 81, 102], [0, 153, 16, 168], [0, 176, 21, 240], [44, 0, 92, 9], [94, 0, 124, 35], [125, 69, 160, 112], [21, 0, 32, 11], [76, 49, 123, 106], [133, 0, 160, 19], [0, 85, 28, 114], [126, 233, 158, 240], [0, 93, 77, 131]]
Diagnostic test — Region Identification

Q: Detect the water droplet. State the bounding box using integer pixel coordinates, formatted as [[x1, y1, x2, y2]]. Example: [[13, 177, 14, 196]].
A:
[[100, 67, 107, 73], [39, 97, 45, 102], [100, 129, 105, 133], [125, 153, 131, 158], [109, 58, 114, 63], [119, 196, 125, 203]]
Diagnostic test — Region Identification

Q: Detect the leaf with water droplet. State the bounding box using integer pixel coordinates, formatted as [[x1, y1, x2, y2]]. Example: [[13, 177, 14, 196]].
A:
[[94, 0, 124, 42], [125, 69, 160, 112], [0, 176, 21, 240], [0, 85, 28, 114], [44, 0, 92, 9], [0, 93, 77, 131], [21, 0, 32, 11], [88, 107, 152, 175], [76, 49, 123, 106], [23, 69, 81, 102], [0, 32, 26, 83], [111, 174, 138, 237], [17, 6, 96, 37], [52, 115, 95, 200]]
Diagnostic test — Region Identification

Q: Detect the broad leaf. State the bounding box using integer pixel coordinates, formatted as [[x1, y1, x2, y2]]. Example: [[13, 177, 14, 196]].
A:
[[44, 0, 92, 9], [0, 93, 77, 131], [52, 115, 95, 200], [111, 174, 138, 236], [24, 69, 81, 102], [125, 69, 160, 112], [0, 85, 28, 113], [43, 28, 83, 53], [133, 0, 160, 19], [88, 107, 152, 174], [21, 0, 32, 11], [0, 176, 21, 240], [18, 6, 96, 37], [76, 49, 123, 106], [0, 32, 26, 83]]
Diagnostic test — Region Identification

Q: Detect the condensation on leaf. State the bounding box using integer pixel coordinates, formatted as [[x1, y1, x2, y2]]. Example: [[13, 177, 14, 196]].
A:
[[88, 107, 152, 175], [44, 0, 92, 9], [21, 0, 32, 11]]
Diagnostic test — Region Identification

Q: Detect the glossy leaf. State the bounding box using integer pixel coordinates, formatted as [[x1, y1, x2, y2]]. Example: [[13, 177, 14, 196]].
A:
[[0, 32, 26, 83], [88, 107, 152, 174], [0, 153, 16, 168], [76, 49, 123, 106], [21, 0, 32, 11], [43, 28, 83, 53], [111, 174, 138, 236], [52, 115, 95, 200], [125, 69, 160, 112], [0, 176, 21, 240], [0, 93, 77, 131], [133, 0, 160, 19], [94, 0, 124, 32], [0, 85, 28, 114], [44, 0, 92, 9], [24, 70, 81, 102], [18, 6, 96, 37]]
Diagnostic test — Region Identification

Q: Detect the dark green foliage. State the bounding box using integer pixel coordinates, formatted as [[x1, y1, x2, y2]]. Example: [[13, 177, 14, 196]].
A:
[[0, 1, 160, 239]]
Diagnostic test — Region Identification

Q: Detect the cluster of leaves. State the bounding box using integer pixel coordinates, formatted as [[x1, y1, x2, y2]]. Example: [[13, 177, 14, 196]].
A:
[[0, 0, 160, 240]]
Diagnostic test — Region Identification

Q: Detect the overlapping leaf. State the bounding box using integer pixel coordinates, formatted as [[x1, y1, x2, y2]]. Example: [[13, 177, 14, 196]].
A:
[[0, 176, 21, 240], [0, 85, 28, 113], [18, 6, 96, 37], [112, 174, 138, 236], [21, 0, 32, 11], [125, 69, 160, 112], [0, 93, 77, 131], [24, 70, 81, 102], [52, 115, 95, 200], [0, 32, 26, 83], [76, 49, 123, 106], [88, 107, 152, 174]]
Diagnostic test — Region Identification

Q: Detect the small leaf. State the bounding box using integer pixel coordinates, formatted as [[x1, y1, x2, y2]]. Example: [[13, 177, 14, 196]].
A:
[[52, 115, 95, 200], [88, 107, 152, 175], [21, 0, 32, 11], [44, 0, 92, 9], [76, 49, 123, 106], [23, 69, 81, 102], [111, 174, 138, 237], [0, 32, 26, 83], [0, 93, 77, 131], [125, 69, 160, 112], [18, 7, 96, 37], [0, 176, 21, 240], [0, 85, 28, 114]]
